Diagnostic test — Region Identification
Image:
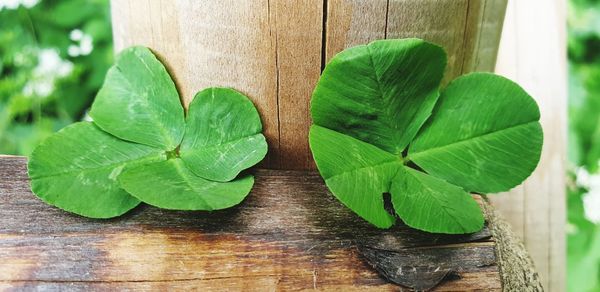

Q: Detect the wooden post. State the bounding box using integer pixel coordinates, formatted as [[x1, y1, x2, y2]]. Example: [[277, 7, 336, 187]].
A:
[[492, 0, 567, 290], [110, 0, 508, 170]]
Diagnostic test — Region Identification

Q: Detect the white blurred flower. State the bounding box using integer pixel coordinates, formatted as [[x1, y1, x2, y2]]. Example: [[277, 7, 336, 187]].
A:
[[79, 35, 93, 55], [0, 0, 39, 10], [23, 79, 52, 97], [22, 48, 73, 98], [68, 29, 94, 57], [37, 49, 73, 77], [584, 191, 600, 224], [577, 167, 592, 188], [67, 45, 80, 57], [576, 166, 600, 223], [1, 0, 21, 10], [21, 0, 38, 8], [69, 29, 83, 41], [12, 46, 36, 66]]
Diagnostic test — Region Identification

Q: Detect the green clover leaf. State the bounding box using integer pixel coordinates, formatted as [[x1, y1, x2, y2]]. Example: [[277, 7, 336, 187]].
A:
[[28, 122, 164, 218], [311, 38, 445, 154], [117, 159, 254, 211], [28, 46, 267, 218], [310, 38, 543, 234], [179, 87, 268, 182], [408, 73, 543, 193], [89, 46, 185, 150]]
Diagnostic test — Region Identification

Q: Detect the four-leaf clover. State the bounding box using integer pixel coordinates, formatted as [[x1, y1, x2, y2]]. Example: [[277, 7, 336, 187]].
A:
[[28, 46, 267, 218], [309, 38, 543, 234]]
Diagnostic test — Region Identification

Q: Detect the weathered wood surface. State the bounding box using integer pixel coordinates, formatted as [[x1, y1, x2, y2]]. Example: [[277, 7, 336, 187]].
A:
[[0, 156, 502, 291], [492, 0, 567, 290], [110, 0, 508, 170]]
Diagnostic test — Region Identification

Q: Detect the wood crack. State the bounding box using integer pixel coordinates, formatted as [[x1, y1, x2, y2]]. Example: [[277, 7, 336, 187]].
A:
[[0, 274, 283, 284], [320, 0, 328, 70]]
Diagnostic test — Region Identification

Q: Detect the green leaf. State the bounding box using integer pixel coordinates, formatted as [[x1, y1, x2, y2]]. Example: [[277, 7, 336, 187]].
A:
[[409, 73, 543, 193], [28, 122, 164, 218], [310, 125, 483, 233], [24, 37, 268, 217], [89, 46, 185, 150], [118, 159, 254, 211], [180, 87, 268, 182], [311, 38, 446, 154], [310, 39, 542, 234], [310, 125, 398, 228], [390, 166, 484, 234]]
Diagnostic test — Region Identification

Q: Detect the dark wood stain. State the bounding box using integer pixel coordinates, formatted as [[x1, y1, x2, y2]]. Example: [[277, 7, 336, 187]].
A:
[[0, 156, 501, 291]]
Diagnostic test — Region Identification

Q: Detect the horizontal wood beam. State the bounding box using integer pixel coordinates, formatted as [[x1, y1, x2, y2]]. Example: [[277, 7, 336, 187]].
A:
[[0, 156, 535, 290]]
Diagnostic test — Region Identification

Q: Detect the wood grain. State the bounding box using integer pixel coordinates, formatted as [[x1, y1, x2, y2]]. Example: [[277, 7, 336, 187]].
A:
[[270, 0, 323, 170], [0, 156, 502, 291], [492, 0, 567, 291], [461, 0, 508, 73], [110, 0, 508, 170], [325, 0, 507, 81], [386, 0, 471, 82], [324, 0, 388, 61]]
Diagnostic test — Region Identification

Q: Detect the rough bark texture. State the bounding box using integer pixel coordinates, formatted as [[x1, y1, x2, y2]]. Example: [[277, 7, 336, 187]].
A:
[[482, 200, 544, 291], [0, 155, 540, 291], [110, 0, 507, 170]]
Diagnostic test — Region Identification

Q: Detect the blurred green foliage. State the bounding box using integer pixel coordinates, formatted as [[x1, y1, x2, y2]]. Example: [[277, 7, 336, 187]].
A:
[[0, 0, 112, 155], [568, 177, 600, 292], [568, 0, 600, 290]]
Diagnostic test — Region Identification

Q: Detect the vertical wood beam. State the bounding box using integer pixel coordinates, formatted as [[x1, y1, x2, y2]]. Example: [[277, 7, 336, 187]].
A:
[[271, 1, 323, 169], [111, 0, 508, 170], [492, 0, 567, 290]]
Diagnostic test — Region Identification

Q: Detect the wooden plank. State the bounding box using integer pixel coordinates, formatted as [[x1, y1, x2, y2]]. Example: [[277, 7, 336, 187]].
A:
[[270, 0, 323, 170], [325, 0, 388, 61], [386, 0, 508, 81], [326, 0, 507, 80], [386, 0, 468, 81], [461, 0, 508, 72], [489, 0, 526, 241], [491, 0, 567, 291], [0, 156, 501, 290]]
